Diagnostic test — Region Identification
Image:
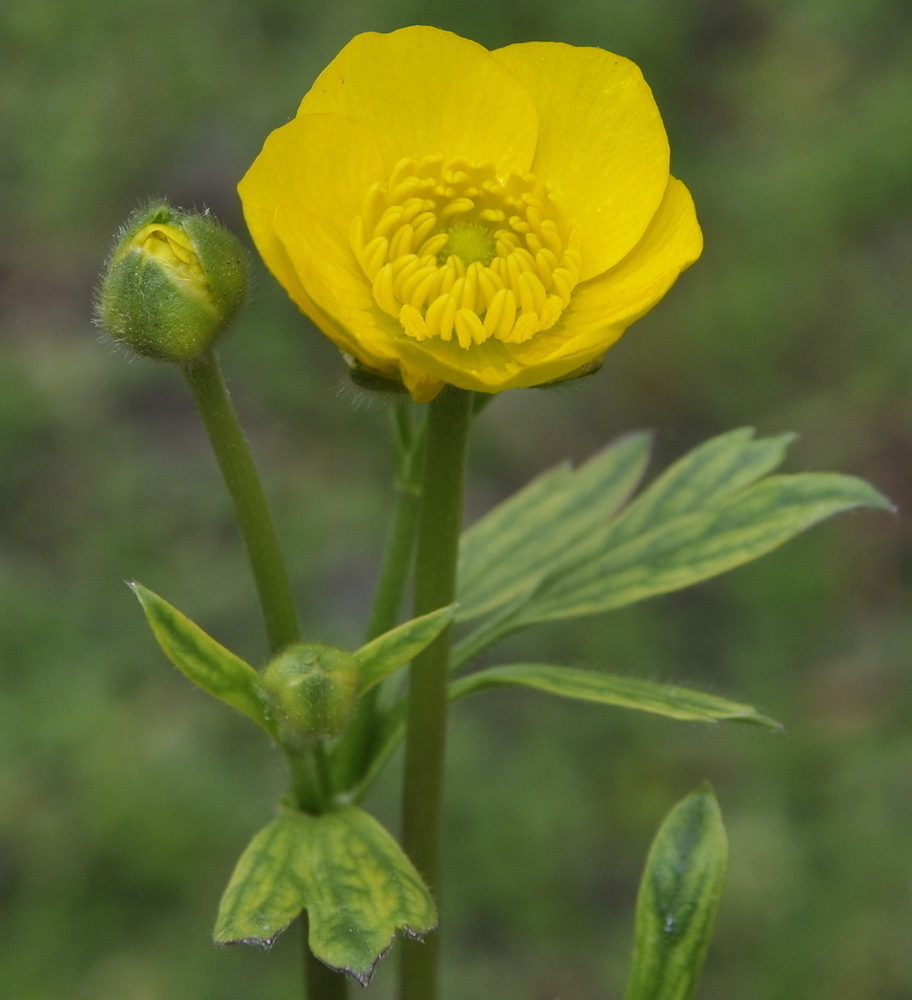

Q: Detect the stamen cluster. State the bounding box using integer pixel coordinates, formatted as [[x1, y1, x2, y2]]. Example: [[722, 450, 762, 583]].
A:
[[351, 157, 581, 349]]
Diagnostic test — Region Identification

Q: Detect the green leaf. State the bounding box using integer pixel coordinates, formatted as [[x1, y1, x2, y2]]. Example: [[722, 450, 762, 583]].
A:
[[352, 663, 777, 802], [457, 432, 652, 621], [510, 471, 891, 626], [214, 806, 437, 985], [454, 430, 891, 660], [604, 427, 795, 547], [624, 784, 728, 1000], [356, 605, 456, 692], [129, 582, 272, 733], [449, 664, 780, 728]]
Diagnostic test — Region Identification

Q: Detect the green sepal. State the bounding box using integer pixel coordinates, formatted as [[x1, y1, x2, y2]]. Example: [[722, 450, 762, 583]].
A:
[[457, 432, 652, 622], [624, 784, 728, 1000], [355, 604, 456, 692], [129, 581, 274, 735], [214, 806, 437, 985], [449, 664, 780, 728]]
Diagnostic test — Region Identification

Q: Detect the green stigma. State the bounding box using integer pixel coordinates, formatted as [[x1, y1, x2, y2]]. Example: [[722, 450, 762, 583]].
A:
[[437, 221, 496, 267]]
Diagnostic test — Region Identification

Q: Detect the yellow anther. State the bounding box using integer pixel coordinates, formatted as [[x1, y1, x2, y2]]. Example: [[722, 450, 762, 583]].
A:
[[362, 237, 389, 281], [455, 308, 485, 348], [376, 205, 406, 238], [372, 264, 398, 316], [484, 288, 517, 340], [399, 304, 429, 340], [401, 266, 439, 310], [389, 223, 415, 260]]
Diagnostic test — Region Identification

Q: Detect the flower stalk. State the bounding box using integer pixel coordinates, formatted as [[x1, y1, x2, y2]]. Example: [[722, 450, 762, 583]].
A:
[[181, 354, 300, 653], [399, 387, 473, 1000]]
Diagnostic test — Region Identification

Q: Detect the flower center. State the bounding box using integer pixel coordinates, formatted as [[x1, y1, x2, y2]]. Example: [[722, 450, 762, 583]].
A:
[[438, 221, 497, 268], [351, 157, 581, 349]]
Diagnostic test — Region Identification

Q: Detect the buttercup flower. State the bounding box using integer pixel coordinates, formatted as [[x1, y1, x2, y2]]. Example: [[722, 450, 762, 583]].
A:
[[239, 26, 702, 402]]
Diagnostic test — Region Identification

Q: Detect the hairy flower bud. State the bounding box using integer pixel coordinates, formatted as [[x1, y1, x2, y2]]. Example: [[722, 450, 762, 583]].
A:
[[262, 643, 362, 747], [96, 201, 248, 362]]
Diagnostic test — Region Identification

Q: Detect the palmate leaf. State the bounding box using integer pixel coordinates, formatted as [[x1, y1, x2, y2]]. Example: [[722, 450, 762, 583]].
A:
[[455, 430, 891, 658], [214, 806, 436, 985], [601, 427, 795, 546], [456, 432, 652, 621], [449, 664, 780, 728], [512, 471, 890, 625], [624, 784, 728, 1000]]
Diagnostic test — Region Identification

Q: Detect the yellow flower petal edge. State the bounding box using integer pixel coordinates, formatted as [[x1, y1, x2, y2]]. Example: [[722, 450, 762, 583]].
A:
[[491, 42, 669, 279], [239, 26, 703, 402]]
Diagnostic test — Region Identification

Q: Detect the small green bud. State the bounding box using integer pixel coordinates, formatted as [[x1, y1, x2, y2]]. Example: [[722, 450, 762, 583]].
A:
[[262, 643, 361, 747], [96, 201, 248, 362]]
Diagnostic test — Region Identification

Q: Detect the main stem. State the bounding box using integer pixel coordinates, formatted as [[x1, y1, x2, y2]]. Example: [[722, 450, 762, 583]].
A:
[[399, 387, 473, 1000], [182, 354, 348, 1000]]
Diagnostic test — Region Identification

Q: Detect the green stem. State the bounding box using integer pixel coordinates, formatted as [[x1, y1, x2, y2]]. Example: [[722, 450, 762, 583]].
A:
[[182, 353, 300, 653], [364, 400, 425, 642], [330, 402, 425, 794], [399, 387, 473, 1000], [181, 353, 348, 1000]]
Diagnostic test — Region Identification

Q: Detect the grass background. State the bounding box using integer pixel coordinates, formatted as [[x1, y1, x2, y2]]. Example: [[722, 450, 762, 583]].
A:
[[2, 0, 911, 997]]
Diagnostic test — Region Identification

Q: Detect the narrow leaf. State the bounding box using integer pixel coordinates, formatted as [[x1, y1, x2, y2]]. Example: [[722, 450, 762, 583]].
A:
[[449, 664, 780, 728], [353, 663, 777, 802], [604, 427, 794, 548], [457, 432, 652, 621], [129, 582, 271, 733], [624, 784, 728, 1000], [214, 807, 437, 985], [514, 472, 891, 625], [356, 605, 456, 692]]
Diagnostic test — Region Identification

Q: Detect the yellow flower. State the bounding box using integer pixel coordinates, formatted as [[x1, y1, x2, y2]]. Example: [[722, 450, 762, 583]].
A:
[[239, 26, 702, 402]]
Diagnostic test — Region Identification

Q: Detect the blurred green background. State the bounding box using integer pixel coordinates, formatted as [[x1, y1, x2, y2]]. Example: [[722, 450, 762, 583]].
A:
[[2, 0, 911, 997]]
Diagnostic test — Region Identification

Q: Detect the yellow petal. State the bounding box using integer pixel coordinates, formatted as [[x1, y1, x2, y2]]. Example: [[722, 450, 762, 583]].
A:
[[239, 113, 387, 358], [299, 26, 539, 176], [493, 42, 670, 280], [392, 334, 523, 393], [273, 197, 392, 366], [239, 112, 382, 287], [550, 176, 702, 346]]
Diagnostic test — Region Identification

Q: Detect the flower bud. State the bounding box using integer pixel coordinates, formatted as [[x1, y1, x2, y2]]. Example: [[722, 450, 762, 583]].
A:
[[96, 201, 248, 362], [262, 643, 361, 747]]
